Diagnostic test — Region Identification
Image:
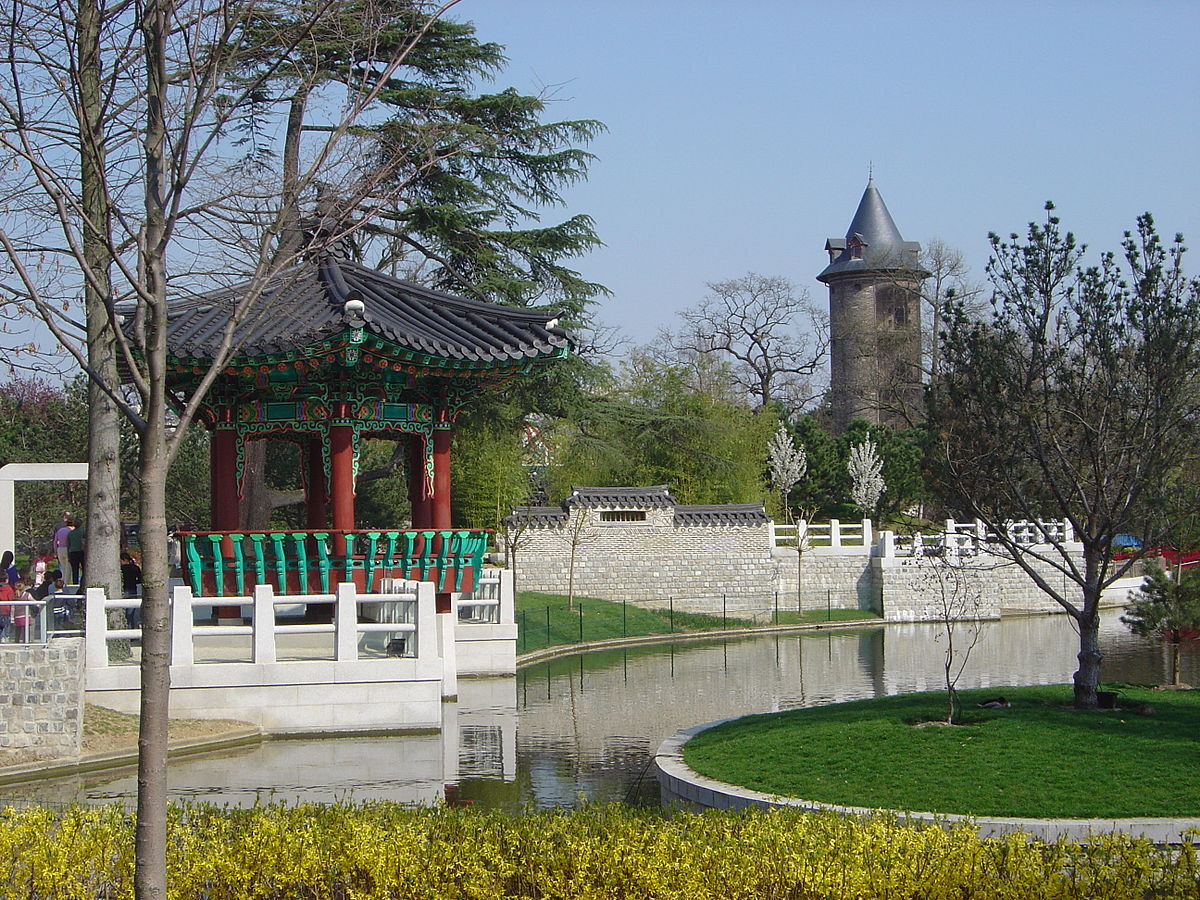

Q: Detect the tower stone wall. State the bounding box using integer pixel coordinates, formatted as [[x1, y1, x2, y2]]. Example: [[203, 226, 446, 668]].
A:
[[819, 179, 926, 431]]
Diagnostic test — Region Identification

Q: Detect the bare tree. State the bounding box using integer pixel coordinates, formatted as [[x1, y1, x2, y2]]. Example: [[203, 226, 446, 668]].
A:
[[930, 205, 1200, 709], [913, 554, 985, 725], [918, 238, 985, 381], [0, 1, 460, 895], [665, 273, 828, 414]]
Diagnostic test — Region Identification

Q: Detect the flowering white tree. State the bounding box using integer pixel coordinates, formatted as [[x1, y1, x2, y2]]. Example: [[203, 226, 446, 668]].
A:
[[768, 422, 807, 519], [848, 437, 885, 517], [768, 422, 811, 615]]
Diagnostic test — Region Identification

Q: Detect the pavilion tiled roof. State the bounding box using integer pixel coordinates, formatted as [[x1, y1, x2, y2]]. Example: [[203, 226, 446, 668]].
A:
[[159, 253, 571, 366]]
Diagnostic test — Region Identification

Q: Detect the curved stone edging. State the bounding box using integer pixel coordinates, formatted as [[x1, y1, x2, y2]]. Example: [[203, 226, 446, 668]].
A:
[[655, 720, 1200, 843]]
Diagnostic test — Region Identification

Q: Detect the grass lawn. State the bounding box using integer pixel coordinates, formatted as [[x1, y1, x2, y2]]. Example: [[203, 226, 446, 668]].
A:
[[683, 685, 1200, 819], [515, 592, 754, 654], [514, 593, 878, 654]]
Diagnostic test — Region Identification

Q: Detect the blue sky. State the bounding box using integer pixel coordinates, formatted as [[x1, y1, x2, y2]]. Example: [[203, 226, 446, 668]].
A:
[[463, 1, 1200, 343]]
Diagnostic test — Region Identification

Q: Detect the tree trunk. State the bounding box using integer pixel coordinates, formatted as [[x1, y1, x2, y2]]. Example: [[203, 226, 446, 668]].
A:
[[1171, 639, 1182, 687], [135, 420, 170, 899], [135, 0, 172, 894], [1072, 606, 1103, 709], [78, 0, 121, 606]]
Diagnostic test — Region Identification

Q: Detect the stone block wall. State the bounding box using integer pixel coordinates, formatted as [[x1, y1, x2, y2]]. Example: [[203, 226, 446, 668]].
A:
[[0, 637, 85, 757], [512, 509, 777, 608], [876, 551, 1085, 622], [774, 551, 880, 613]]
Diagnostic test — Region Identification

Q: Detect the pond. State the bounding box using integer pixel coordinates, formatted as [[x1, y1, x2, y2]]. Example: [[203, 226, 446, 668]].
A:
[[5, 609, 1193, 810]]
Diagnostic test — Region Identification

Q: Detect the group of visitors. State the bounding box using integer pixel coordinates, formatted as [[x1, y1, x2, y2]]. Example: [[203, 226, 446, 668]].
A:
[[0, 511, 143, 641], [0, 549, 67, 642]]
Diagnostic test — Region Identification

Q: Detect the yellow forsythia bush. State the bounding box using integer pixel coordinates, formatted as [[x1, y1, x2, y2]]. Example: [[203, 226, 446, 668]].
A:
[[0, 802, 1197, 899]]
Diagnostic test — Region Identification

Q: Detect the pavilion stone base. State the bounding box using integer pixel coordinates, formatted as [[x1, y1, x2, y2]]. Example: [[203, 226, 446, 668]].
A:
[[88, 658, 447, 733]]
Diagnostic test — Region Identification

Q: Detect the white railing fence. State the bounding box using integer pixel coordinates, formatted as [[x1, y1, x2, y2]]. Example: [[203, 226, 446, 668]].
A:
[[775, 517, 1077, 558], [85, 580, 437, 670], [772, 519, 873, 553]]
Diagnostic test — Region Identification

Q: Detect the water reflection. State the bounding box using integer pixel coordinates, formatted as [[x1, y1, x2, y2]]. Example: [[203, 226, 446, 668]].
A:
[[5, 609, 1193, 810]]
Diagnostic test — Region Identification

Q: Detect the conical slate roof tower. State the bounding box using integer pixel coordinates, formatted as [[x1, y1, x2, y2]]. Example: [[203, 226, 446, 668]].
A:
[[817, 178, 927, 431]]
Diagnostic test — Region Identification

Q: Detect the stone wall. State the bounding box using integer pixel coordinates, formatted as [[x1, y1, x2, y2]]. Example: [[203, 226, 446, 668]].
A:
[[508, 501, 1097, 624], [512, 508, 778, 609], [876, 550, 1091, 622], [774, 550, 880, 613], [0, 637, 85, 757]]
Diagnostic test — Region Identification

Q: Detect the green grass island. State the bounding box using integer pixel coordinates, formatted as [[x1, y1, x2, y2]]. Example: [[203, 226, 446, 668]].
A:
[[682, 685, 1200, 820]]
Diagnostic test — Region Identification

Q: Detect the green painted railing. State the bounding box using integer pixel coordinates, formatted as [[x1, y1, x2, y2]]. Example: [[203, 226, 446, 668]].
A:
[[177, 529, 489, 598]]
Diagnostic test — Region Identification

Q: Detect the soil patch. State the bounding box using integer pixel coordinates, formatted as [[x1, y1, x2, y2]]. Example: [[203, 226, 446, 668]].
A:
[[0, 704, 253, 769]]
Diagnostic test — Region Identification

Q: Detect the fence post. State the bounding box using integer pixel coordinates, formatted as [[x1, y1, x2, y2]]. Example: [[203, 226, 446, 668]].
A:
[[520, 609, 526, 653], [84, 586, 108, 668], [774, 591, 779, 625], [622, 598, 627, 637], [170, 584, 195, 666], [830, 518, 842, 548], [578, 601, 584, 643], [335, 581, 358, 661], [252, 583, 277, 664], [546, 605, 551, 648], [861, 518, 873, 549], [722, 593, 726, 628], [827, 588, 831, 621], [669, 596, 674, 633]]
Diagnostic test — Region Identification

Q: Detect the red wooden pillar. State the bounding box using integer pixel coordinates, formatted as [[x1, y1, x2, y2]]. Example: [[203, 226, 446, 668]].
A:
[[409, 434, 432, 529], [432, 424, 452, 614], [209, 418, 240, 531], [329, 403, 356, 533], [305, 438, 328, 529], [432, 426, 452, 530]]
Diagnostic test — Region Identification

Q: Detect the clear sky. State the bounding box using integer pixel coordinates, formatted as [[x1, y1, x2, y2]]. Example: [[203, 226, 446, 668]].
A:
[[462, 0, 1200, 344]]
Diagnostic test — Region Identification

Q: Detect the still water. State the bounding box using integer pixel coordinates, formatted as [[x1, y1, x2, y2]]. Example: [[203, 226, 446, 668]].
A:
[[7, 609, 1193, 810]]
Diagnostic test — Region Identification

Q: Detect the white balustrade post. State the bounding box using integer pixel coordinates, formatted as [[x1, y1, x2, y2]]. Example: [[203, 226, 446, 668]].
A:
[[878, 530, 895, 559], [253, 584, 277, 664], [829, 518, 842, 548], [170, 584, 195, 666], [335, 581, 358, 661], [84, 587, 108, 669], [861, 518, 873, 549], [1063, 518, 1075, 544], [499, 567, 515, 626]]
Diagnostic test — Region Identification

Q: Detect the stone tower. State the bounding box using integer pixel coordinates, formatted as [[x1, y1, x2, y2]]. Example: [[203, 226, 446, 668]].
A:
[[817, 177, 927, 432]]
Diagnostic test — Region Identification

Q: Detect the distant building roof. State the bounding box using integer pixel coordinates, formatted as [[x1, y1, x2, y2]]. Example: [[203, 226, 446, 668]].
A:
[[502, 506, 568, 528], [503, 488, 770, 528], [818, 177, 924, 281], [673, 504, 769, 526], [564, 486, 678, 509]]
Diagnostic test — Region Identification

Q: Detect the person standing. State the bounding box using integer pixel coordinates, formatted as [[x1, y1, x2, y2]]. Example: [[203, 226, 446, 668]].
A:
[[120, 551, 142, 628], [66, 522, 86, 586], [0, 550, 17, 586], [53, 517, 73, 580]]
